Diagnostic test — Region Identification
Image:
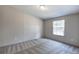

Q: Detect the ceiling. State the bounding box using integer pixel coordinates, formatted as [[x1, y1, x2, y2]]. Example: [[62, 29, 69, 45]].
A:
[[12, 5, 79, 19]]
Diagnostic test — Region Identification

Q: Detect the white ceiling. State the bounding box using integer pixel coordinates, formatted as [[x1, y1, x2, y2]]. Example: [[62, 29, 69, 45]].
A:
[[12, 5, 79, 19]]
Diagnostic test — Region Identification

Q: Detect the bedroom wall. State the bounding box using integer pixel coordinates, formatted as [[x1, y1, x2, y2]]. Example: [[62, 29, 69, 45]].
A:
[[0, 6, 43, 47], [44, 13, 79, 46]]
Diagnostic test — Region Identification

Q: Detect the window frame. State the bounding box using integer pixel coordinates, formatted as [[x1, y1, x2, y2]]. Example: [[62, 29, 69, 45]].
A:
[[52, 20, 65, 36]]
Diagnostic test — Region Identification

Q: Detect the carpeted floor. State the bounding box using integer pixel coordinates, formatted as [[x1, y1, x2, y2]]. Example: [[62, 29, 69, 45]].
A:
[[0, 38, 79, 54]]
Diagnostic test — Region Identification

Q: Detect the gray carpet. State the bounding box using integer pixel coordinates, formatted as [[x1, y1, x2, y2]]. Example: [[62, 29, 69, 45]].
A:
[[0, 38, 79, 54]]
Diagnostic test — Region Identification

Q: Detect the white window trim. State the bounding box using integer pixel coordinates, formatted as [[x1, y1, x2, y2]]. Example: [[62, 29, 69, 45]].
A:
[[52, 20, 65, 36]]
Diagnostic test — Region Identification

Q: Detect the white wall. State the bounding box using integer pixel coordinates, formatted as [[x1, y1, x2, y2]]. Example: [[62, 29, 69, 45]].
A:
[[0, 6, 43, 47], [44, 14, 79, 46]]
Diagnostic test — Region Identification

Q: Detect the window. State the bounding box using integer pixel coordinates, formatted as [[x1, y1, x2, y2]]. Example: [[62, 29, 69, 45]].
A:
[[52, 20, 65, 36]]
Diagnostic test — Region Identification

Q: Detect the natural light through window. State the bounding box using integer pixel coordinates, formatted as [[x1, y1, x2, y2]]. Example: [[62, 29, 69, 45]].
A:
[[52, 20, 65, 36]]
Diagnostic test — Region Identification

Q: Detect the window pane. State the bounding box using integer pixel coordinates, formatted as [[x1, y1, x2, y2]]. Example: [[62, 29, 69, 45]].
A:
[[53, 20, 65, 36]]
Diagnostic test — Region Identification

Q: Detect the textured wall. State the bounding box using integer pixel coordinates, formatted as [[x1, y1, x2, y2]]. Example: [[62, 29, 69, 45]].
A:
[[44, 14, 79, 46]]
